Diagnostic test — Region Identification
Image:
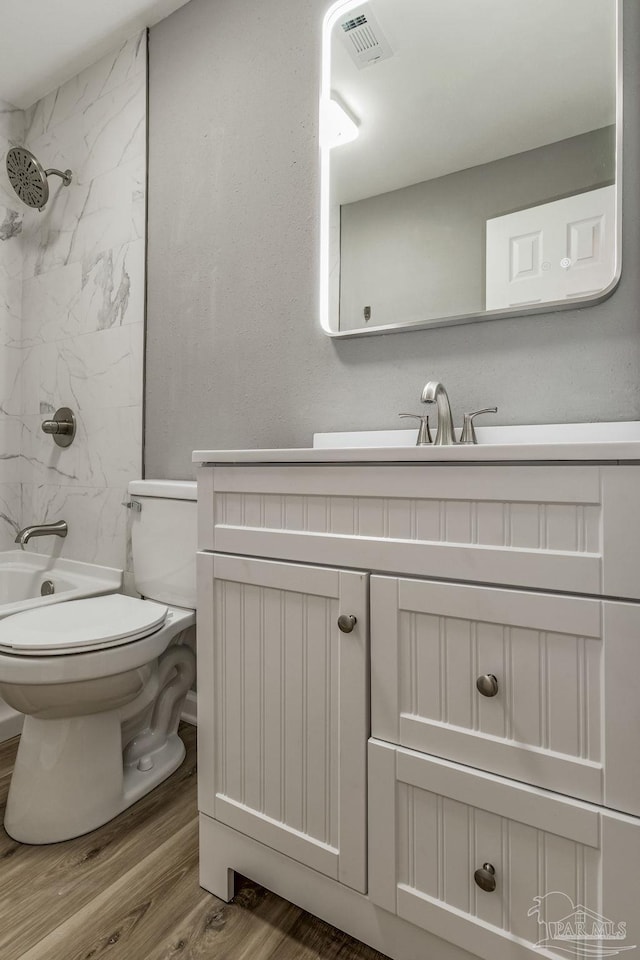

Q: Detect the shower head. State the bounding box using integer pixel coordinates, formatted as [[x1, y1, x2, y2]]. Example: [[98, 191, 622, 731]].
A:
[[5, 147, 72, 211]]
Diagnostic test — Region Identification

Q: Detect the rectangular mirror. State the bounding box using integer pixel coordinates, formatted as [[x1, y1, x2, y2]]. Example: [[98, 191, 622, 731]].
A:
[[320, 0, 621, 337]]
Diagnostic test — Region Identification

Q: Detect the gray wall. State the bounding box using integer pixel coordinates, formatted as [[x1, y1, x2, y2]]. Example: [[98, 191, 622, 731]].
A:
[[146, 0, 640, 480], [340, 128, 614, 329]]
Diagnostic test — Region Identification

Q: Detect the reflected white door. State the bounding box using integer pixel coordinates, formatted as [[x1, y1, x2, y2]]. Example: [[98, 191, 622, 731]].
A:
[[486, 185, 616, 310]]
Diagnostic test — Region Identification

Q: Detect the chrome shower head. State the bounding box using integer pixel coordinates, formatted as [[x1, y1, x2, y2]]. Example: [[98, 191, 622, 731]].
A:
[[5, 147, 72, 211]]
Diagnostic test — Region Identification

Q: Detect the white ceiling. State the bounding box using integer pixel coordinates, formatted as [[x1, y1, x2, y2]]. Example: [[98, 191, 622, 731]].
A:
[[330, 0, 618, 203], [0, 0, 193, 108]]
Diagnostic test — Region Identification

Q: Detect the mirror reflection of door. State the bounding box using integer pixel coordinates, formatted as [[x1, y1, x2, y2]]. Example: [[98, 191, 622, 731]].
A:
[[321, 0, 620, 336], [486, 186, 616, 310]]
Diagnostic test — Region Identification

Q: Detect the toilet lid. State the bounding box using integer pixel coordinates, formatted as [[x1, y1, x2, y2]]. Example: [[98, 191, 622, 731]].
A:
[[0, 594, 168, 656]]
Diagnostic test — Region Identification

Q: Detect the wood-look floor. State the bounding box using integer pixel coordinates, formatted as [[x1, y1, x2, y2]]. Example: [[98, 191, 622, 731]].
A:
[[0, 725, 388, 960]]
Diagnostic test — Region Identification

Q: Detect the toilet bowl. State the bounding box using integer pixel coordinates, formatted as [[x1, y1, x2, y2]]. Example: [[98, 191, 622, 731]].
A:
[[0, 480, 197, 844]]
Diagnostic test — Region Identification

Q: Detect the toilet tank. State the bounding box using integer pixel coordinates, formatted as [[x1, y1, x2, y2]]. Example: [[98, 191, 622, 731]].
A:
[[128, 480, 197, 608]]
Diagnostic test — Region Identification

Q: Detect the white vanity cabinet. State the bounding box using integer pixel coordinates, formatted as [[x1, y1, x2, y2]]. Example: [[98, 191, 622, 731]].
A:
[[196, 454, 640, 960]]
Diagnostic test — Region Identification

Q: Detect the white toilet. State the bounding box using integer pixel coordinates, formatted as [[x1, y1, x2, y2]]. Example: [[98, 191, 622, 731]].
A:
[[0, 479, 197, 844]]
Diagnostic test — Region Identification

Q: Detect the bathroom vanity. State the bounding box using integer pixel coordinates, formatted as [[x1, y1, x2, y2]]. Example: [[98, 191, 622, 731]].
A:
[[195, 431, 640, 960]]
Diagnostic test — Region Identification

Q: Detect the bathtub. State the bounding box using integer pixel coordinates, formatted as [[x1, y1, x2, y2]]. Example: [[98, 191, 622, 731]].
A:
[[0, 551, 122, 741]]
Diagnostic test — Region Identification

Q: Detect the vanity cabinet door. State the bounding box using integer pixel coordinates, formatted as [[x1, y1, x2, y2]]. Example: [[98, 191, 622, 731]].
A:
[[369, 740, 640, 960], [197, 552, 369, 893], [371, 576, 640, 814]]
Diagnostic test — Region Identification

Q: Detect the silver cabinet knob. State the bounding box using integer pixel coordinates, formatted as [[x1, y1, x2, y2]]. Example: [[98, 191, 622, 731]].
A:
[[337, 614, 357, 633], [476, 674, 499, 697], [474, 863, 497, 892]]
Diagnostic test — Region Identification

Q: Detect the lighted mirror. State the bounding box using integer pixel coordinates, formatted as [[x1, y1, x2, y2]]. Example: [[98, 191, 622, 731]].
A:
[[320, 0, 621, 337]]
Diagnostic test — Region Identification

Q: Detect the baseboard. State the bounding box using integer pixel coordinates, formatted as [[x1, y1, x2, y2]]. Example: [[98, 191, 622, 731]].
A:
[[181, 689, 197, 726], [0, 701, 23, 742]]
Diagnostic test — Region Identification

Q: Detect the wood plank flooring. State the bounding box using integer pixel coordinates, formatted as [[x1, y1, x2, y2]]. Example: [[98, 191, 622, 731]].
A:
[[0, 725, 388, 960]]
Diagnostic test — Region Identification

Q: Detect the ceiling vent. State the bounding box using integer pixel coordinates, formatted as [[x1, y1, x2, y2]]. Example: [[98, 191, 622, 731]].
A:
[[339, 4, 393, 69]]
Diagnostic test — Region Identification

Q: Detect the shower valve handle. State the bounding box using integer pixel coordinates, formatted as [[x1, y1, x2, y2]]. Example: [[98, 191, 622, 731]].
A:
[[42, 420, 73, 436], [41, 407, 76, 447]]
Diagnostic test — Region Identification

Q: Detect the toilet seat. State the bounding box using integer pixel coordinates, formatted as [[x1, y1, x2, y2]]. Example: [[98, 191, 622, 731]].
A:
[[0, 594, 168, 656]]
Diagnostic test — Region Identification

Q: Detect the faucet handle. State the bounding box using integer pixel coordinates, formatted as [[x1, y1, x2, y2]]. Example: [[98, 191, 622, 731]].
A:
[[459, 407, 498, 445], [399, 413, 433, 446]]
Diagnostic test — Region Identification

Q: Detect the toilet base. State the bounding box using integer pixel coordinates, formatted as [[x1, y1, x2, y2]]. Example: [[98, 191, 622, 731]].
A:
[[4, 716, 186, 845], [122, 731, 186, 809]]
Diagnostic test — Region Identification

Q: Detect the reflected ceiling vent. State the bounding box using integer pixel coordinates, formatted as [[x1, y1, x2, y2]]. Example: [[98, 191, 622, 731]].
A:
[[339, 4, 393, 69]]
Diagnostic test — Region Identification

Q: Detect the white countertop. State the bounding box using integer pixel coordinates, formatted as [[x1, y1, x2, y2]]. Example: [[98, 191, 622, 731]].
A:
[[194, 443, 640, 464], [194, 421, 640, 464]]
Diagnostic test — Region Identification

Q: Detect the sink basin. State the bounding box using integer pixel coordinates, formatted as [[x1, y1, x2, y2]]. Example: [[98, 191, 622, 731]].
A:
[[313, 421, 640, 448]]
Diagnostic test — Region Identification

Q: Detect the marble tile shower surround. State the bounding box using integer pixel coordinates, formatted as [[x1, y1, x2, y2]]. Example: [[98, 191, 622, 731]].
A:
[[0, 100, 24, 551], [0, 34, 146, 567]]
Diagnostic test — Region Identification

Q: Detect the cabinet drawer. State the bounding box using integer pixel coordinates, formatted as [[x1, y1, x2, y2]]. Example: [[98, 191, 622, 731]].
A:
[[369, 740, 640, 960], [372, 577, 640, 815], [198, 463, 640, 599]]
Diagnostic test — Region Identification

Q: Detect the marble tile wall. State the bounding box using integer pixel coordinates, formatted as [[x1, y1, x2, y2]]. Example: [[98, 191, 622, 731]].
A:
[[0, 33, 147, 569], [0, 100, 24, 551]]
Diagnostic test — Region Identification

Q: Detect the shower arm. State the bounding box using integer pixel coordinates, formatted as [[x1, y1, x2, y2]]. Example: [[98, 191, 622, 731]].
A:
[[45, 167, 73, 186]]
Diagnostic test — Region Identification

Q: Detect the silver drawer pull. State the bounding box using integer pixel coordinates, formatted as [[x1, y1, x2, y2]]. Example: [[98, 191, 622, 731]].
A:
[[337, 614, 357, 634], [476, 674, 499, 697], [474, 863, 497, 892]]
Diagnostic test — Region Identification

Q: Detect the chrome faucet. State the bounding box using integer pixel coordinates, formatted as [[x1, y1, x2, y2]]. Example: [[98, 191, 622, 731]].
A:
[[421, 381, 456, 445], [14, 520, 68, 550]]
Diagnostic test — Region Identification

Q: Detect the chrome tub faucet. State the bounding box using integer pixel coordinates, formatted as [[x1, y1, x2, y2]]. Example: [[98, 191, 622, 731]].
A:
[[15, 521, 68, 550]]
